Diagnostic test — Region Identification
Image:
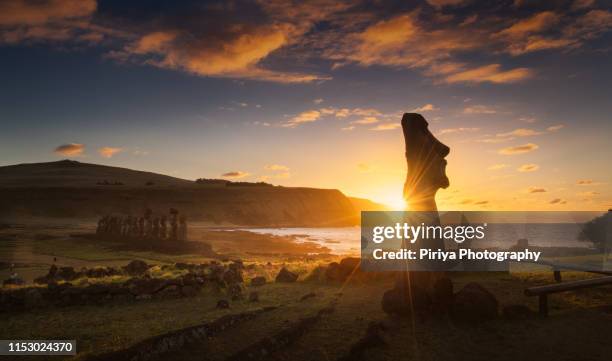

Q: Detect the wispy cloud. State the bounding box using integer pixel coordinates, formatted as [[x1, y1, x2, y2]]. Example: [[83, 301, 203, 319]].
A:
[[549, 198, 567, 204], [547, 124, 565, 132], [264, 164, 290, 171], [54, 143, 84, 156], [488, 164, 508, 170], [463, 105, 497, 114], [351, 116, 379, 124], [284, 110, 321, 127], [497, 128, 543, 137], [444, 64, 533, 84], [528, 187, 547, 193], [436, 127, 480, 135], [98, 146, 122, 158], [221, 171, 250, 179], [370, 123, 401, 131], [518, 163, 539, 172], [412, 103, 437, 112], [498, 143, 539, 155]]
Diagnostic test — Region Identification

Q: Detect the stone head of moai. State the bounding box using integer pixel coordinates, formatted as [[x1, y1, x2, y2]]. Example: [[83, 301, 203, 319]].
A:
[[401, 113, 450, 210]]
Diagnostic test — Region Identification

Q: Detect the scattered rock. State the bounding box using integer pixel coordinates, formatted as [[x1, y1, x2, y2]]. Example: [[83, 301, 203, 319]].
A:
[[248, 291, 259, 302], [381, 283, 430, 317], [123, 260, 150, 276], [228, 283, 244, 300], [275, 267, 298, 283], [216, 299, 230, 309], [57, 266, 77, 280], [451, 282, 498, 324], [223, 268, 243, 285], [3, 276, 25, 287], [250, 276, 266, 287], [300, 292, 316, 301], [502, 304, 536, 320]]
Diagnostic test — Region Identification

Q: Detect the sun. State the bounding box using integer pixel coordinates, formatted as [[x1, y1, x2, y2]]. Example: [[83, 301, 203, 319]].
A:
[[385, 196, 407, 211]]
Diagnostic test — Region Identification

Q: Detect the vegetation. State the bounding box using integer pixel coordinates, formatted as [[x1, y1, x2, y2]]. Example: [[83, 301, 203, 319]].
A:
[[579, 211, 612, 251]]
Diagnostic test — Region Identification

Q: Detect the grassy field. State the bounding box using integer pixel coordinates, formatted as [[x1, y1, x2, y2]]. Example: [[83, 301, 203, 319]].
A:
[[1, 221, 611, 361]]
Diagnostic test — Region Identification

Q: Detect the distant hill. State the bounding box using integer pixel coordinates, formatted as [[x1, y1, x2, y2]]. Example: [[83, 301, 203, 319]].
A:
[[0, 160, 193, 188], [0, 160, 386, 226], [348, 197, 390, 213]]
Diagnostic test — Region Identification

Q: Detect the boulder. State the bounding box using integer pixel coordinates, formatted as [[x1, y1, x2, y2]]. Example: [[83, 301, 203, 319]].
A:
[[325, 257, 361, 283], [223, 268, 243, 285], [250, 276, 266, 287], [228, 283, 244, 300], [123, 260, 150, 276], [381, 284, 430, 317], [275, 267, 298, 283], [451, 282, 498, 324]]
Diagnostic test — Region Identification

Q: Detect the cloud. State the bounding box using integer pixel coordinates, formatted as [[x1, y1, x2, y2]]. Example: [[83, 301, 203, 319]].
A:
[[444, 64, 533, 84], [412, 104, 437, 112], [518, 164, 539, 172], [547, 124, 565, 132], [463, 105, 497, 114], [497, 128, 543, 137], [498, 143, 539, 155], [313, 98, 324, 104], [572, 0, 596, 11], [0, 0, 106, 45], [437, 127, 480, 135], [488, 164, 508, 170], [496, 12, 561, 39], [578, 191, 599, 197], [351, 116, 379, 125], [341, 126, 355, 131], [528, 187, 547, 193], [357, 163, 371, 172], [326, 11, 533, 85], [221, 171, 250, 179], [549, 198, 567, 204], [284, 110, 321, 127], [576, 179, 594, 185], [370, 123, 401, 131], [265, 164, 290, 171], [426, 0, 467, 8], [98, 146, 122, 158], [460, 199, 473, 204], [112, 25, 328, 83], [474, 200, 489, 205], [54, 143, 84, 156]]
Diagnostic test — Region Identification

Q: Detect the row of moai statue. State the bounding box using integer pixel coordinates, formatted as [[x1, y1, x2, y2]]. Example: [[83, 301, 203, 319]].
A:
[[96, 208, 188, 241]]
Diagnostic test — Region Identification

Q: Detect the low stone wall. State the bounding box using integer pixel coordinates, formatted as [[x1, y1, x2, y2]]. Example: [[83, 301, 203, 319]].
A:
[[1, 260, 247, 312]]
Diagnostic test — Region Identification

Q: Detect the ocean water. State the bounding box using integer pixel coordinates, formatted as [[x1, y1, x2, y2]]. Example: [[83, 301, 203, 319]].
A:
[[245, 223, 596, 255]]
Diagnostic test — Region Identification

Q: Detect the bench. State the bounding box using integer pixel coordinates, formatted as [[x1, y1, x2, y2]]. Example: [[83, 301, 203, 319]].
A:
[[524, 276, 612, 317]]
